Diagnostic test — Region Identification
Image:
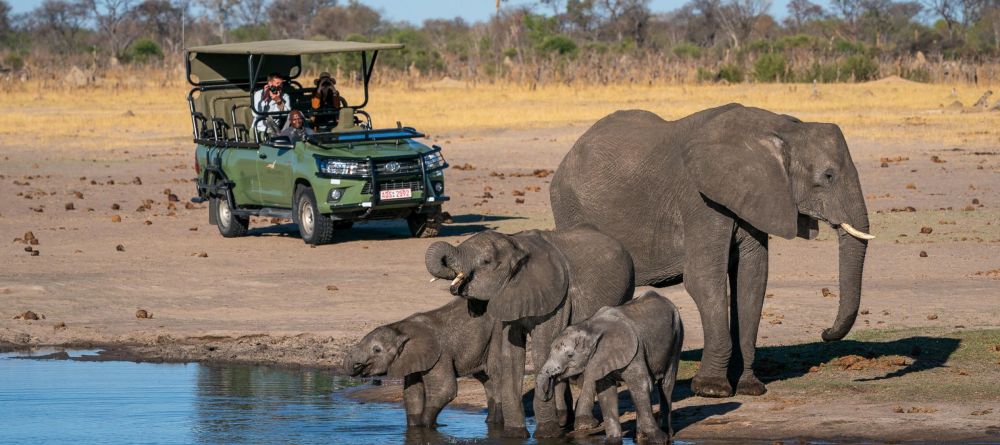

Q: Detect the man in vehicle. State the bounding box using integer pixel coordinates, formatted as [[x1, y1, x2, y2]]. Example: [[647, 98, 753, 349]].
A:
[[252, 72, 291, 133], [280, 109, 314, 142]]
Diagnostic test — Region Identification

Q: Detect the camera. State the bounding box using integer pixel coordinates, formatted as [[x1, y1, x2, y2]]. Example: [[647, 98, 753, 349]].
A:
[[268, 85, 282, 93]]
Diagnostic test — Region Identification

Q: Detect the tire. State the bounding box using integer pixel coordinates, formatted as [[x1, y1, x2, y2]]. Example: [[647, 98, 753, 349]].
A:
[[212, 196, 249, 238], [294, 185, 335, 245], [407, 209, 442, 238]]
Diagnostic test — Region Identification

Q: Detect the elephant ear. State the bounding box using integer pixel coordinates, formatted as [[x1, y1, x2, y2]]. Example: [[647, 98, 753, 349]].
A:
[[488, 232, 569, 322], [682, 130, 798, 239], [387, 321, 442, 378], [585, 311, 639, 380]]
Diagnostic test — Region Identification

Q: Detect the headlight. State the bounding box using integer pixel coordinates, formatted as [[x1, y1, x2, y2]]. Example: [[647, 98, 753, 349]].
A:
[[317, 158, 369, 176], [423, 151, 446, 170]]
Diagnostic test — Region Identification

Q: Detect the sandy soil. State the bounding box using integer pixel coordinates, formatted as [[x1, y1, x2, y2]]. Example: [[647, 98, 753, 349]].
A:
[[1, 118, 998, 441]]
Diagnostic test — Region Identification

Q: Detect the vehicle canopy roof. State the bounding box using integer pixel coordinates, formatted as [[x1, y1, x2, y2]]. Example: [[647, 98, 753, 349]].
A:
[[185, 39, 403, 86]]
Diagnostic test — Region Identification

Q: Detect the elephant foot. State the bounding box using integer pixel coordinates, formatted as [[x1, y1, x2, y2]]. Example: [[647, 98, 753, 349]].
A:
[[604, 434, 624, 445], [501, 426, 529, 438], [639, 428, 670, 445], [485, 406, 504, 426], [557, 409, 570, 427], [736, 373, 767, 396], [534, 421, 565, 438], [574, 414, 600, 431], [691, 374, 733, 398], [405, 414, 425, 428]]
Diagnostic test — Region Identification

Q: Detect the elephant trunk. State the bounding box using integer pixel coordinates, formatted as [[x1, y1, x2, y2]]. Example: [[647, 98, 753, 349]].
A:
[[822, 202, 870, 342], [425, 241, 459, 280], [536, 371, 556, 402]]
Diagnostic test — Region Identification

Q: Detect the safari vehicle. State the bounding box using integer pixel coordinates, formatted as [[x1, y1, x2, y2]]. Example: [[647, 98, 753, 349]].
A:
[[185, 40, 449, 245]]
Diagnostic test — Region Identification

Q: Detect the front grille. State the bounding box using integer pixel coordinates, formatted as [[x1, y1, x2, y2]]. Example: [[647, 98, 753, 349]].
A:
[[361, 180, 424, 195], [375, 159, 421, 175]]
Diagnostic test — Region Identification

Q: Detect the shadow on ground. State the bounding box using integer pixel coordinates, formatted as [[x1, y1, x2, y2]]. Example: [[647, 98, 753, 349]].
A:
[[675, 335, 961, 400], [238, 213, 525, 241]]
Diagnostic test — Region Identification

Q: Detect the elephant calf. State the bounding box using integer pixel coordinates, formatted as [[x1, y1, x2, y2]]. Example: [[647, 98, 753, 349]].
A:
[[538, 291, 684, 444], [344, 298, 500, 428]]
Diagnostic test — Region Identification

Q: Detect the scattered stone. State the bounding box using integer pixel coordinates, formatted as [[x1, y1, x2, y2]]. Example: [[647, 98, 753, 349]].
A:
[[132, 176, 142, 185], [111, 203, 121, 210], [53, 322, 67, 331], [860, 309, 870, 315], [452, 163, 476, 171], [880, 162, 889, 168], [927, 314, 938, 320], [135, 309, 152, 319], [116, 244, 125, 252], [135, 206, 146, 212], [893, 405, 905, 413], [920, 226, 933, 234], [64, 202, 75, 210], [189, 226, 198, 231], [821, 288, 836, 298], [194, 252, 208, 258], [111, 215, 122, 222], [930, 155, 946, 163], [30, 250, 40, 256], [72, 191, 84, 199], [13, 311, 41, 320], [532, 169, 554, 178], [919, 251, 928, 257], [326, 285, 339, 291], [144, 220, 153, 225], [481, 191, 494, 199], [122, 110, 135, 117], [905, 183, 916, 190], [167, 194, 179, 202], [24, 246, 33, 252], [512, 190, 525, 196], [963, 205, 976, 211], [971, 408, 993, 416], [906, 406, 938, 414], [184, 202, 195, 210], [515, 198, 525, 204]]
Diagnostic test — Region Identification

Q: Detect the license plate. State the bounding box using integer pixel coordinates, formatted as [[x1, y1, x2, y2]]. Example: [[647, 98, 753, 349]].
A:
[[379, 188, 412, 200]]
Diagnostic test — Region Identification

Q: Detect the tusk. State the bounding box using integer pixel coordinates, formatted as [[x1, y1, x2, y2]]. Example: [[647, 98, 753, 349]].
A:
[[429, 277, 438, 283], [840, 223, 875, 240], [451, 272, 465, 287]]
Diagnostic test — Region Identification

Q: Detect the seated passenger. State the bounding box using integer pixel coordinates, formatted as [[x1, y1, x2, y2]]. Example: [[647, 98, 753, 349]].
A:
[[311, 72, 346, 130], [279, 110, 314, 142], [252, 72, 291, 133]]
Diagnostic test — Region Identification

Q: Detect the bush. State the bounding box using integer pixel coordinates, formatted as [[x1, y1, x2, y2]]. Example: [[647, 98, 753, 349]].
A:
[[841, 55, 879, 81], [753, 53, 787, 82], [673, 42, 701, 59], [901, 67, 930, 83], [717, 64, 744, 83], [537, 35, 578, 57], [127, 38, 163, 64], [3, 53, 24, 71], [796, 62, 840, 83]]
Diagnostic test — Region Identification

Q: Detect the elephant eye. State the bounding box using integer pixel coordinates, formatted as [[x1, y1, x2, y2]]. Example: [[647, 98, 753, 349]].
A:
[[373, 346, 382, 353], [567, 351, 574, 358], [823, 168, 836, 184]]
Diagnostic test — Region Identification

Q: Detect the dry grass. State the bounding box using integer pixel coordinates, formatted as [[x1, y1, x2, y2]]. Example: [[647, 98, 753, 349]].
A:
[[4, 75, 998, 152]]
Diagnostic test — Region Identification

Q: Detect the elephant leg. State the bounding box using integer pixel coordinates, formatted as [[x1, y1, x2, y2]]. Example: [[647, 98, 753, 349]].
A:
[[596, 377, 622, 444], [475, 372, 503, 426], [419, 363, 458, 428], [730, 224, 769, 396], [402, 374, 426, 428], [684, 212, 736, 398], [573, 375, 600, 431], [623, 363, 668, 444], [555, 380, 573, 427], [531, 328, 564, 438], [499, 323, 529, 438]]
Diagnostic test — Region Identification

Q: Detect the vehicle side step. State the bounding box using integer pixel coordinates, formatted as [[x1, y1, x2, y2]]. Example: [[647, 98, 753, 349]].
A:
[[232, 207, 293, 219], [191, 196, 208, 203]]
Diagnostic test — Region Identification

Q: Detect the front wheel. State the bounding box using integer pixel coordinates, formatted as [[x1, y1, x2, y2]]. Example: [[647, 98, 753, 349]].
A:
[[294, 186, 335, 245], [211, 197, 249, 238], [407, 209, 442, 238]]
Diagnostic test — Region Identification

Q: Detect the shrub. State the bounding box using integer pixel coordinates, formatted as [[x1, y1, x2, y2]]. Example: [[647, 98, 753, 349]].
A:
[[537, 35, 578, 57], [672, 42, 701, 59], [127, 38, 163, 64], [753, 53, 787, 82], [717, 64, 744, 83], [3, 53, 24, 71], [796, 62, 840, 83], [841, 55, 879, 81], [902, 67, 931, 83]]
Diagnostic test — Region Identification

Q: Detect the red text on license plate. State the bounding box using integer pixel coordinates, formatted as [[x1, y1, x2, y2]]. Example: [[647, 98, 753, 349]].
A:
[[380, 188, 412, 200]]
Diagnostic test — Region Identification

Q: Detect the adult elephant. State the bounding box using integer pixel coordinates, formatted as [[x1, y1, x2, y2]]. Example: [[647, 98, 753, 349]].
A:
[[425, 228, 634, 438], [550, 104, 873, 398]]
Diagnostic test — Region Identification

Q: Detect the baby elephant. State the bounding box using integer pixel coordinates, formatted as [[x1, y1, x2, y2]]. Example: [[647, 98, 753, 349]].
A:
[[344, 298, 500, 428], [538, 291, 684, 444]]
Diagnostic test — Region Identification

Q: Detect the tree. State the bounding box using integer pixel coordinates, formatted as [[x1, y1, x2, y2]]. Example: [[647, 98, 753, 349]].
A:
[[267, 0, 336, 39], [32, 0, 91, 53], [786, 0, 825, 30], [134, 0, 186, 53], [197, 0, 238, 42], [308, 0, 381, 39], [0, 0, 11, 40], [86, 0, 141, 59], [716, 0, 772, 49]]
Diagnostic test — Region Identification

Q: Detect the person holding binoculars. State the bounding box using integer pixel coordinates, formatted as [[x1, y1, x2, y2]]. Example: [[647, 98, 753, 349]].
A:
[[253, 72, 291, 132]]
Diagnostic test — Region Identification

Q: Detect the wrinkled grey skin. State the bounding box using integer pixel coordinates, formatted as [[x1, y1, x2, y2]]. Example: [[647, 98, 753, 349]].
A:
[[344, 298, 501, 428], [425, 228, 634, 438], [551, 105, 871, 398], [538, 291, 683, 444]]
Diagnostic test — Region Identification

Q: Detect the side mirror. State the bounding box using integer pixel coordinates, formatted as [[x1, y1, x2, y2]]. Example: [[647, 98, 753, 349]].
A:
[[270, 135, 294, 149]]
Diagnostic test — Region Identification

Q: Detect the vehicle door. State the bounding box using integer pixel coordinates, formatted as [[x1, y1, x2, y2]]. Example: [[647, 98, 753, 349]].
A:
[[227, 147, 264, 205], [255, 143, 296, 207]]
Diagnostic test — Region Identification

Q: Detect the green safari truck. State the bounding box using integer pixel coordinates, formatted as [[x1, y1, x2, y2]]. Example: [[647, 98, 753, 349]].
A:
[[186, 39, 449, 245]]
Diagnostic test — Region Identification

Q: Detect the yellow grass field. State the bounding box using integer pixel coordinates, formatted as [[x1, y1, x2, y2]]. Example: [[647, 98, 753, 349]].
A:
[[4, 75, 998, 151]]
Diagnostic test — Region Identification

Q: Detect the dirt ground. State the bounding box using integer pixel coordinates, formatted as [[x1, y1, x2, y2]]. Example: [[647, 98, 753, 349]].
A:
[[1, 99, 999, 442]]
